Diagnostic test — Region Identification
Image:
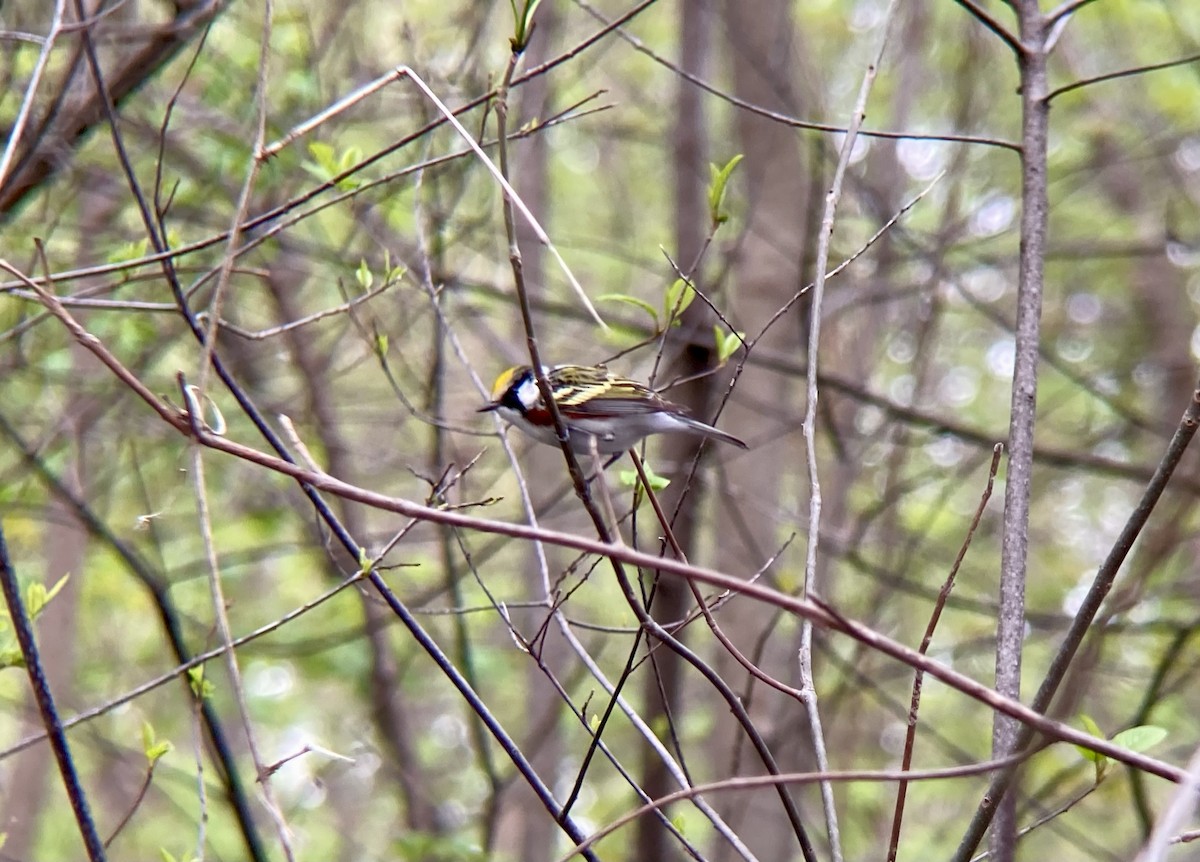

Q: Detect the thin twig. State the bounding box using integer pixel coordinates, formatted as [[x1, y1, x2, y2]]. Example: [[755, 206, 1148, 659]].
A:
[[405, 65, 604, 328], [887, 445, 1002, 861], [631, 450, 806, 703], [745, 170, 946, 362], [552, 615, 758, 861], [0, 524, 107, 862], [0, 94, 609, 296], [970, 782, 1099, 861], [0, 360, 266, 861], [261, 66, 410, 158], [1045, 0, 1102, 25], [491, 45, 662, 843], [1134, 742, 1200, 862], [799, 4, 899, 858], [953, 0, 1024, 55], [0, 571, 369, 762], [103, 761, 159, 849], [182, 382, 297, 861], [1047, 51, 1200, 102], [191, 693, 208, 859]]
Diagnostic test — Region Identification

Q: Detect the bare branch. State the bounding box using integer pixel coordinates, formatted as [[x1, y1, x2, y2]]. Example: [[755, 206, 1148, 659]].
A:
[[1048, 51, 1200, 102]]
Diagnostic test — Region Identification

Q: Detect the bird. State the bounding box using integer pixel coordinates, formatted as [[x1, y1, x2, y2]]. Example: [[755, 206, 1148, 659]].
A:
[[479, 364, 747, 454]]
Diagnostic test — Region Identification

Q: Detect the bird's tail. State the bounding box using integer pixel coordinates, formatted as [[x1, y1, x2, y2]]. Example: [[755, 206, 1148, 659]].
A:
[[681, 416, 748, 449]]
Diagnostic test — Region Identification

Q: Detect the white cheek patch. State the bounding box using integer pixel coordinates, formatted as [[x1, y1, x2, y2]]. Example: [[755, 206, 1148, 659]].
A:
[[516, 376, 540, 409]]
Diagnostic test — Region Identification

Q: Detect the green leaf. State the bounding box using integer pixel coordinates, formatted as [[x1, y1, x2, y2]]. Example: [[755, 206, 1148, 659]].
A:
[[663, 278, 695, 322], [511, 0, 543, 50], [650, 714, 669, 738], [106, 237, 151, 265], [714, 325, 745, 364], [24, 582, 47, 619], [21, 575, 69, 622], [641, 462, 671, 491], [617, 464, 667, 510], [338, 146, 363, 172], [707, 154, 744, 225], [159, 850, 177, 862], [1075, 714, 1105, 762], [775, 569, 800, 593], [0, 648, 24, 670], [44, 574, 69, 601], [336, 147, 364, 191], [379, 247, 407, 285], [142, 721, 173, 764], [356, 259, 374, 291], [598, 293, 660, 329], [306, 141, 337, 175], [1076, 714, 1110, 781], [618, 463, 670, 498], [187, 667, 214, 701], [1112, 725, 1167, 753], [671, 813, 688, 837], [618, 466, 670, 492], [141, 720, 155, 753], [386, 261, 407, 284], [304, 142, 360, 190]]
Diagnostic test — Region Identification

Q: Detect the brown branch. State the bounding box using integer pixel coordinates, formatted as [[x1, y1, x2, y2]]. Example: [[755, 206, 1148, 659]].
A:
[[952, 0, 1023, 55], [0, 0, 221, 217], [986, 5, 1051, 857], [887, 445, 1002, 862], [1045, 0, 1102, 24], [1048, 51, 1200, 102]]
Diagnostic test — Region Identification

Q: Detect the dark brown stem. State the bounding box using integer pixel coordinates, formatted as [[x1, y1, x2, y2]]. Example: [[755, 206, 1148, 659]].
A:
[[887, 446, 1002, 861], [0, 524, 107, 861]]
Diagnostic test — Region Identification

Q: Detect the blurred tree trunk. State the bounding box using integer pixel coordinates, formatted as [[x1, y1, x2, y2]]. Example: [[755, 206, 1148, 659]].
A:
[[266, 257, 441, 838], [0, 170, 113, 857], [635, 2, 714, 860], [1048, 133, 1200, 741], [820, 1, 940, 772], [711, 0, 817, 858]]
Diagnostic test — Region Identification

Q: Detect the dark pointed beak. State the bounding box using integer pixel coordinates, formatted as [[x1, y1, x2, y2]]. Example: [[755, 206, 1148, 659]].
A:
[[477, 402, 501, 413]]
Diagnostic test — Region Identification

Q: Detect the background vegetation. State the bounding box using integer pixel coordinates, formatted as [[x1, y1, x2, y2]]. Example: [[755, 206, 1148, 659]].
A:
[[1, 1, 1200, 860]]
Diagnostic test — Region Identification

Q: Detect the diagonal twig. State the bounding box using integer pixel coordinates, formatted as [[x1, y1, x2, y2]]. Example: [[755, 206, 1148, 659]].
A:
[[0, 525, 107, 862]]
